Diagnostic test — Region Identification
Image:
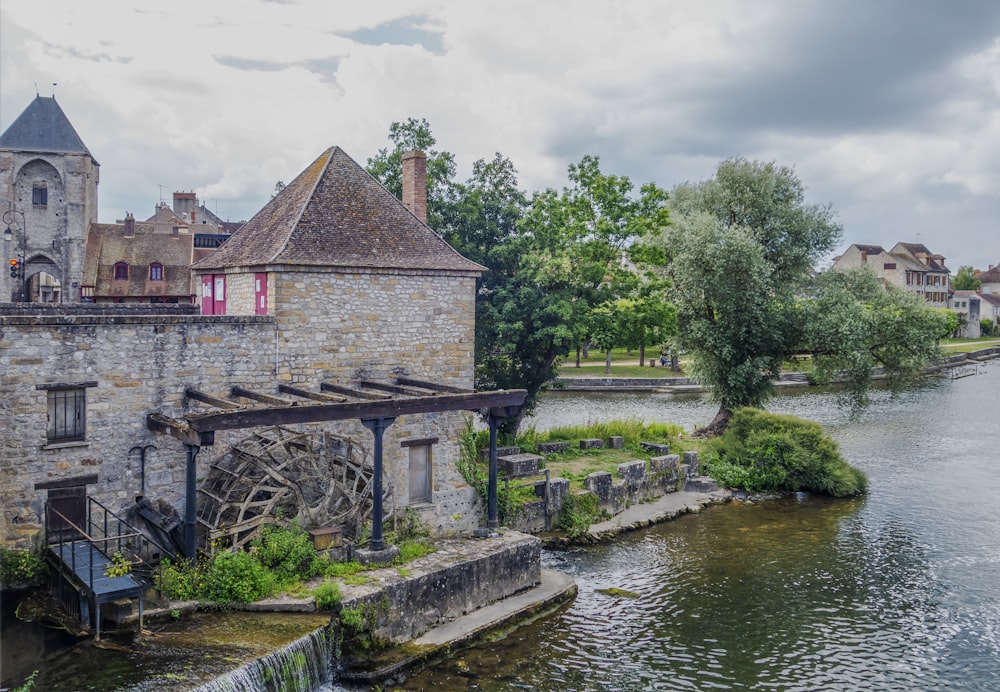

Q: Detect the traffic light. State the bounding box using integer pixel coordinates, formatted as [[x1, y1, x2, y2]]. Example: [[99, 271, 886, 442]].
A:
[[8, 258, 18, 278]]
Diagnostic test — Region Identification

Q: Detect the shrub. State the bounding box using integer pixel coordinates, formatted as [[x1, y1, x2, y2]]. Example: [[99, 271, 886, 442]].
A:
[[202, 550, 274, 604], [156, 558, 204, 600], [252, 524, 325, 583], [313, 580, 341, 610], [704, 407, 867, 497], [0, 548, 48, 589], [558, 492, 602, 539]]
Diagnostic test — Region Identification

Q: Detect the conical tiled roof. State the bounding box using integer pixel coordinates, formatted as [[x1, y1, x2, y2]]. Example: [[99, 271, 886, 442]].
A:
[[0, 95, 93, 156], [193, 147, 483, 273]]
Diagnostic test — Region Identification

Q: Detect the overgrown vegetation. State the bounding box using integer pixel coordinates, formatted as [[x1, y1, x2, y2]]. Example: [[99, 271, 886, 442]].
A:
[[0, 548, 48, 589], [703, 408, 867, 497], [558, 492, 603, 539], [155, 520, 437, 605]]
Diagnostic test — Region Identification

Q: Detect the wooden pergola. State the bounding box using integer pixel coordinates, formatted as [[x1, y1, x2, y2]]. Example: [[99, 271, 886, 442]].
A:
[[146, 377, 527, 558]]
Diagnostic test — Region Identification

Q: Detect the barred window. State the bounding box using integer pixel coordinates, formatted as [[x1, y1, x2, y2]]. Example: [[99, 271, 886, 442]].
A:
[[47, 388, 86, 443]]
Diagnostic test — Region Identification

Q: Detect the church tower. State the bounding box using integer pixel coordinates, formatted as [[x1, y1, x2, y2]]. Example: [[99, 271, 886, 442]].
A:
[[0, 96, 99, 302]]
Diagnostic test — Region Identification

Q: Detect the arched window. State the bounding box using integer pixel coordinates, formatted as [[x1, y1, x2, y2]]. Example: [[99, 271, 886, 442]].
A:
[[149, 262, 163, 281], [113, 262, 129, 281]]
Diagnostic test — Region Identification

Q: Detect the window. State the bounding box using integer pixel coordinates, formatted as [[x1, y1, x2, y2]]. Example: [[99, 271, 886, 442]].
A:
[[402, 438, 436, 505], [46, 387, 87, 443], [883, 263, 896, 270], [32, 184, 47, 206], [149, 262, 163, 281], [114, 262, 129, 281]]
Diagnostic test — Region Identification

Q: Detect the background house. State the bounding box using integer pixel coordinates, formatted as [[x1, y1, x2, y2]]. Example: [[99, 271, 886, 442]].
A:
[[949, 290, 981, 338], [975, 264, 1000, 295], [831, 242, 951, 307]]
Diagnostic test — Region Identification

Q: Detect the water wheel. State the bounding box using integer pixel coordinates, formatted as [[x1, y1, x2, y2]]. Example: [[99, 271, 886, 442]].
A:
[[197, 426, 384, 552]]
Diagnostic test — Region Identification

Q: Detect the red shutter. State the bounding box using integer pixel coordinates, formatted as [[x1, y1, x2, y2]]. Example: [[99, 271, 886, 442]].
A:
[[255, 273, 268, 315]]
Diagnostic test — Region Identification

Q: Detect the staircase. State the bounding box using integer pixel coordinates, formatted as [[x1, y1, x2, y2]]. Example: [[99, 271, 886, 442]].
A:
[[46, 497, 173, 638]]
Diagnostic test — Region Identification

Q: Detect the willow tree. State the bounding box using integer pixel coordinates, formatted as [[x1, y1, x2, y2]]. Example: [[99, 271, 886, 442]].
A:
[[655, 158, 842, 435]]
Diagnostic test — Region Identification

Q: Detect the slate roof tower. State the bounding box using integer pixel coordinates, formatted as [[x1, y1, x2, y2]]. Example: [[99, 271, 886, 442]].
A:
[[1, 96, 100, 302]]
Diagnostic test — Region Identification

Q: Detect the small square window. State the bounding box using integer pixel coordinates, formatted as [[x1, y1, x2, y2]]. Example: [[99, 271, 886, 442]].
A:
[[47, 388, 86, 443]]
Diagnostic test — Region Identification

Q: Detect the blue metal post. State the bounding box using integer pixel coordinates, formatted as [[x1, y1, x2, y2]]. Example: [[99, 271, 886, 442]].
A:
[[361, 416, 396, 551]]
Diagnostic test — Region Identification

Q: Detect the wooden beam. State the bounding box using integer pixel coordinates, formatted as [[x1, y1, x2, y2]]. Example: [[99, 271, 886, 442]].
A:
[[186, 389, 529, 433], [358, 380, 429, 397], [320, 382, 392, 401], [147, 413, 214, 446], [278, 384, 347, 403], [185, 388, 241, 411], [395, 377, 473, 394], [231, 385, 294, 407]]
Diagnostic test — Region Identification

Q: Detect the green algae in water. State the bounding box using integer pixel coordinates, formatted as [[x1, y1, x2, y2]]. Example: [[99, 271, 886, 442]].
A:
[[597, 587, 640, 599]]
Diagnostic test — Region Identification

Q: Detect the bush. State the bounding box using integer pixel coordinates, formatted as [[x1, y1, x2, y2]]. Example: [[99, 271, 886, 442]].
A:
[[202, 550, 274, 604], [156, 558, 203, 600], [252, 524, 325, 584], [704, 408, 867, 497], [558, 492, 602, 539], [0, 548, 48, 589], [313, 580, 341, 610]]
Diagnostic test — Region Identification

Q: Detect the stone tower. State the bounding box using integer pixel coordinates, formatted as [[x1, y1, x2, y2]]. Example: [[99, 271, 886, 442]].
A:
[[0, 95, 99, 302]]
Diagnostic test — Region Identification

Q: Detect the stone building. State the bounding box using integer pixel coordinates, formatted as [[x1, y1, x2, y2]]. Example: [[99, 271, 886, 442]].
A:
[[0, 138, 509, 553], [1, 95, 100, 303], [831, 242, 951, 307]]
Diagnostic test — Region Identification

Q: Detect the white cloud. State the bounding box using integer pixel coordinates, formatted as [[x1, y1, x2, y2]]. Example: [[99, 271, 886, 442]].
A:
[[2, 0, 998, 270]]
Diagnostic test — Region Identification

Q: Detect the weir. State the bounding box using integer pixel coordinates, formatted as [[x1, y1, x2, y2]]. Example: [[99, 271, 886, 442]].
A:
[[193, 624, 336, 692]]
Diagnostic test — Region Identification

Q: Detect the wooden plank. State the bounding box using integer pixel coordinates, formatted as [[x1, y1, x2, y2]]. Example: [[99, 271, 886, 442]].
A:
[[396, 377, 473, 394], [358, 380, 429, 396], [231, 385, 294, 407], [186, 389, 528, 432], [320, 382, 392, 401], [185, 388, 242, 410], [278, 384, 347, 403]]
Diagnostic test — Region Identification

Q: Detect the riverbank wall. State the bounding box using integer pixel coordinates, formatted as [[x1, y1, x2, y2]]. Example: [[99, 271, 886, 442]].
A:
[[553, 347, 1000, 393]]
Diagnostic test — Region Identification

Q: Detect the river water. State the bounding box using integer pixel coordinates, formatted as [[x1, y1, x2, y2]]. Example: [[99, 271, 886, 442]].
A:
[[400, 363, 1000, 690]]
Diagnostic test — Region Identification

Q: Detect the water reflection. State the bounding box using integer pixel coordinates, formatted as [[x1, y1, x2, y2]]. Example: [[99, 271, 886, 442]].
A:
[[404, 365, 1000, 690]]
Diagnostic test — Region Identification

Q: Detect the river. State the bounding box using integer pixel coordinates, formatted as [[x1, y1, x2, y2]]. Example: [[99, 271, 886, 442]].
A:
[[399, 363, 1000, 690]]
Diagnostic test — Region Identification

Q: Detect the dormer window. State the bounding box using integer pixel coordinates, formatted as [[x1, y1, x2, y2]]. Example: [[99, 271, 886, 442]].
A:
[[33, 183, 48, 207], [149, 262, 163, 281], [113, 262, 129, 281]]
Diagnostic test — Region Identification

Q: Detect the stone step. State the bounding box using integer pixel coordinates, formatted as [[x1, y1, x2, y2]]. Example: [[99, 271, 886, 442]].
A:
[[498, 453, 542, 478], [640, 441, 670, 455], [480, 445, 521, 461], [683, 476, 719, 493]]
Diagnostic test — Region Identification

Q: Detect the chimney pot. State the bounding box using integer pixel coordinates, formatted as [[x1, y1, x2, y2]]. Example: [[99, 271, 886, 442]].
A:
[[124, 213, 135, 238], [401, 150, 428, 224]]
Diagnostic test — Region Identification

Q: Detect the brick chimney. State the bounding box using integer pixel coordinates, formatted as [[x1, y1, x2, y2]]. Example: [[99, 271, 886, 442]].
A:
[[401, 150, 427, 224], [123, 212, 135, 238]]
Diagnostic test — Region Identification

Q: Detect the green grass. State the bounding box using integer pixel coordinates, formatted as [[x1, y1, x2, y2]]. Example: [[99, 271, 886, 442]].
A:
[[940, 337, 1000, 353]]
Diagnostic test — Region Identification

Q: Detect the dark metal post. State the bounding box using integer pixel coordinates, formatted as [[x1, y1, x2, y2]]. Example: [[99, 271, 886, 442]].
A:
[[361, 416, 396, 551], [488, 414, 500, 530], [183, 443, 200, 561]]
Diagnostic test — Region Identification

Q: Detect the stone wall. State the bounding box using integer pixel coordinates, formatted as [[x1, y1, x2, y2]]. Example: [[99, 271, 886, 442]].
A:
[[0, 266, 484, 548]]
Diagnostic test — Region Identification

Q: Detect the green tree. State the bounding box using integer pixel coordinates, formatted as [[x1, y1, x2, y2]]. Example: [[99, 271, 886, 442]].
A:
[[455, 155, 669, 436], [648, 158, 843, 434], [366, 117, 459, 230], [952, 265, 981, 291], [802, 268, 949, 407]]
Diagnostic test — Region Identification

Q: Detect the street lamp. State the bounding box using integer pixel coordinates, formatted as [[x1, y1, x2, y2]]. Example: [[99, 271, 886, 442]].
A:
[[3, 204, 27, 302]]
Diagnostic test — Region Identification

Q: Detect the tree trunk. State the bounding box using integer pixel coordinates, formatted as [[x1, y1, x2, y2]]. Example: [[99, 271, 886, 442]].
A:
[[694, 404, 732, 437], [639, 343, 646, 366], [575, 346, 581, 368], [605, 349, 612, 374]]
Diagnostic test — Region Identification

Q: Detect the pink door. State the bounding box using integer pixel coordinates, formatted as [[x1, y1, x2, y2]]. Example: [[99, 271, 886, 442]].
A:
[[201, 275, 214, 315], [213, 275, 227, 315], [254, 273, 268, 315]]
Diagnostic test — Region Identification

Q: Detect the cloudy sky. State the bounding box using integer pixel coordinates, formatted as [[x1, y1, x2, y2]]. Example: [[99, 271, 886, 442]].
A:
[[2, 1, 998, 270]]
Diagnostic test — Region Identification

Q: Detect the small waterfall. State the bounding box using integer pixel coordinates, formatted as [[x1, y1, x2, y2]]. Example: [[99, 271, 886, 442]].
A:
[[194, 624, 336, 692]]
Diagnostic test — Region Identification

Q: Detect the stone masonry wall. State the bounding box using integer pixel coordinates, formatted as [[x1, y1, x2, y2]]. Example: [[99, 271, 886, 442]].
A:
[[1, 267, 484, 548]]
